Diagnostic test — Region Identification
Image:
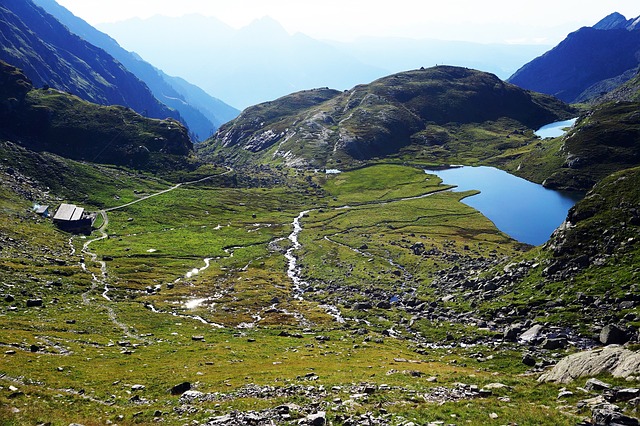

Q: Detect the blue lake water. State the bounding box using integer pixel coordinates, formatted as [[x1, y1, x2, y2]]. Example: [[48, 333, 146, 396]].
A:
[[426, 166, 582, 245], [535, 118, 578, 139]]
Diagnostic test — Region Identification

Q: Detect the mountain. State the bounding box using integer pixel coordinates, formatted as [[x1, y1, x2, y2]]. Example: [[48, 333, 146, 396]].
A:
[[199, 66, 573, 168], [99, 16, 548, 110], [593, 12, 640, 30], [0, 60, 192, 170], [508, 13, 640, 103], [99, 15, 385, 110], [328, 37, 549, 82], [0, 0, 178, 123], [31, 0, 239, 141], [593, 69, 640, 103]]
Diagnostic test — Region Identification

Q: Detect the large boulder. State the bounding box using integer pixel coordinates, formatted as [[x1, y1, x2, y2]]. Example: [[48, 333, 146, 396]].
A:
[[538, 345, 640, 384], [600, 324, 629, 345]]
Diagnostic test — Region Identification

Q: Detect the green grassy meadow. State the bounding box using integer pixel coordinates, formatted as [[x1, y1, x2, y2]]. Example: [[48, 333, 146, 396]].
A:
[[0, 161, 611, 425]]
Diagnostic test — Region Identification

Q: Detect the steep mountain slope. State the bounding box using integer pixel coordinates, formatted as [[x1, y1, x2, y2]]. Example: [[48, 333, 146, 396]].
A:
[[593, 12, 640, 30], [0, 61, 192, 170], [0, 0, 177, 122], [470, 165, 640, 337], [31, 0, 239, 140], [200, 66, 573, 168], [508, 14, 640, 103]]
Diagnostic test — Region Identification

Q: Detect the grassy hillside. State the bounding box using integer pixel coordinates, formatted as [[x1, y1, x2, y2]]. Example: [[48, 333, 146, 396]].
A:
[[0, 54, 638, 425], [0, 61, 193, 172], [1, 150, 602, 425], [200, 66, 574, 169]]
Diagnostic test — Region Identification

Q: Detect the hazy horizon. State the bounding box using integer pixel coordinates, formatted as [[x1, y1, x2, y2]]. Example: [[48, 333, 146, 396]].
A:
[[55, 0, 639, 45]]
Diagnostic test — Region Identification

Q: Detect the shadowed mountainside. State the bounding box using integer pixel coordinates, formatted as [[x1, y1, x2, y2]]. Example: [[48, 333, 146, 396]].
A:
[[0, 61, 192, 170], [508, 13, 640, 103], [0, 0, 178, 122], [31, 0, 239, 141]]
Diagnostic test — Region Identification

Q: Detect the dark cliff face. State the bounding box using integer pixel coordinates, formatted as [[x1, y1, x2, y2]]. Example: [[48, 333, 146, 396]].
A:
[[0, 61, 192, 170], [202, 66, 573, 167], [508, 27, 640, 103], [0, 0, 178, 122]]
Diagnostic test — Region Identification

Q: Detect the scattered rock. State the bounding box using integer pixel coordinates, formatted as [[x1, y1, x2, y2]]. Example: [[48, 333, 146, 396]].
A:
[[503, 323, 523, 341], [522, 353, 537, 367], [600, 324, 629, 345], [538, 345, 640, 383], [352, 302, 372, 311], [612, 388, 640, 402], [591, 403, 639, 426], [170, 382, 191, 395], [541, 337, 567, 350], [300, 411, 326, 426], [26, 299, 43, 308], [558, 390, 574, 399], [519, 324, 544, 343], [585, 378, 612, 392]]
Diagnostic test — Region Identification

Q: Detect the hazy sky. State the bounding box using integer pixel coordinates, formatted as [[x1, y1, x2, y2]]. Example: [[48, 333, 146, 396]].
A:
[[55, 0, 639, 44]]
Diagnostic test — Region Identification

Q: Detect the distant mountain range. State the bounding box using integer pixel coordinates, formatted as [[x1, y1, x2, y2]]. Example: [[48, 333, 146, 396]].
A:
[[508, 12, 640, 103], [0, 0, 176, 121], [98, 15, 550, 109], [31, 0, 239, 141]]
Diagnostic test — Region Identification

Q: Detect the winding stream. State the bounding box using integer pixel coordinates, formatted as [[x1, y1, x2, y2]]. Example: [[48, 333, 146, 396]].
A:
[[284, 189, 450, 323]]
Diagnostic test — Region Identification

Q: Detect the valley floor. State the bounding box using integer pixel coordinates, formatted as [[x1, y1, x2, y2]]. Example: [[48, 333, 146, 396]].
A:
[[0, 159, 638, 425]]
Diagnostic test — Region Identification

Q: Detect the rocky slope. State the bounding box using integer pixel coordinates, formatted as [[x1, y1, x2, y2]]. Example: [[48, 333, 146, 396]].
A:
[[508, 14, 640, 103], [0, 61, 192, 170], [0, 0, 178, 122], [200, 66, 572, 168]]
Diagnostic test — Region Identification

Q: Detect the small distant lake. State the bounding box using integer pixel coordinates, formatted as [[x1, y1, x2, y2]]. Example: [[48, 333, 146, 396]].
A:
[[426, 166, 582, 245], [535, 118, 578, 139]]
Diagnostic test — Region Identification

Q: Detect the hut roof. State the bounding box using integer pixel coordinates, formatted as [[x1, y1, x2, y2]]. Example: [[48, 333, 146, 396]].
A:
[[53, 203, 85, 222]]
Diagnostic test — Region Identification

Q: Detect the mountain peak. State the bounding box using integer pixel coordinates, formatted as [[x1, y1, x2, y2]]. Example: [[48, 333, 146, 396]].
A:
[[593, 12, 640, 30], [241, 16, 289, 36], [593, 12, 627, 30]]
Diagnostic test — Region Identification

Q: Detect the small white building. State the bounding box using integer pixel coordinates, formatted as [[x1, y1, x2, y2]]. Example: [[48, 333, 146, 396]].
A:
[[53, 203, 94, 234]]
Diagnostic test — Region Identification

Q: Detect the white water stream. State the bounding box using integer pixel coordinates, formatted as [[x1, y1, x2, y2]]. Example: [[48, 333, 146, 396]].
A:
[[284, 189, 451, 324]]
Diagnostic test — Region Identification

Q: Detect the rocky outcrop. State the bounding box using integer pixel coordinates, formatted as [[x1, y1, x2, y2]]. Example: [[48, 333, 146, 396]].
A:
[[201, 66, 573, 168], [538, 345, 640, 384]]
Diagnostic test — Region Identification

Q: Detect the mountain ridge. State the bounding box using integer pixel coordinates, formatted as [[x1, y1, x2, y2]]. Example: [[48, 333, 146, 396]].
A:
[[200, 66, 574, 168], [0, 60, 193, 170], [0, 0, 179, 122], [508, 13, 640, 103], [98, 15, 549, 109], [30, 0, 239, 141]]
